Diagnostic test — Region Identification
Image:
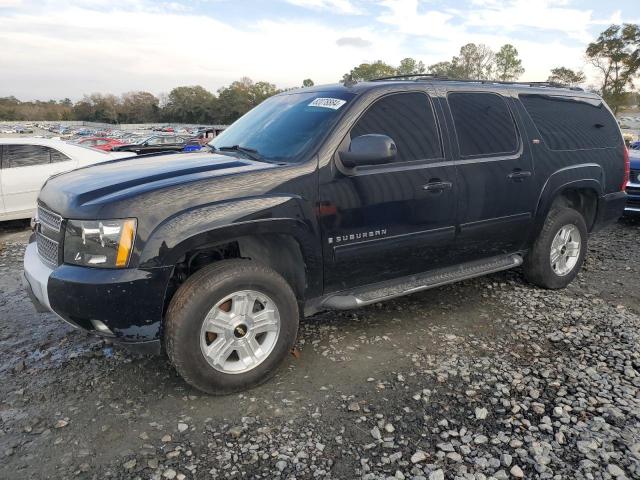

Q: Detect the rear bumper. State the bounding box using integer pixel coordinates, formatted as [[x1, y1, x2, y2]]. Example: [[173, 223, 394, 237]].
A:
[[23, 240, 172, 347], [593, 191, 626, 231]]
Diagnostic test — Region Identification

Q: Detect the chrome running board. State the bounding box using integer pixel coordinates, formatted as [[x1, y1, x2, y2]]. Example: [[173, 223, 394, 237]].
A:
[[321, 253, 523, 310]]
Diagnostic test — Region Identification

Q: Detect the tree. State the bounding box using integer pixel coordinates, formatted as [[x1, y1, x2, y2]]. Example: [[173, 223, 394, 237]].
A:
[[546, 67, 586, 87], [216, 77, 280, 124], [586, 23, 640, 113], [302, 79, 314, 87], [397, 57, 425, 76], [119, 91, 160, 123], [494, 44, 524, 81], [341, 60, 397, 83], [428, 43, 496, 80], [163, 86, 217, 123]]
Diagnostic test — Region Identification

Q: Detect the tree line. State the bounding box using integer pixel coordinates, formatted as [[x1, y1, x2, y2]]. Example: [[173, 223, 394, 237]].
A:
[[1, 23, 638, 124], [0, 77, 283, 125]]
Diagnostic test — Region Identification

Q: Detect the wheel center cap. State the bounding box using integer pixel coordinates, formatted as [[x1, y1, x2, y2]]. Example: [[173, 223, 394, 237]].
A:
[[234, 324, 248, 338], [560, 246, 567, 254]]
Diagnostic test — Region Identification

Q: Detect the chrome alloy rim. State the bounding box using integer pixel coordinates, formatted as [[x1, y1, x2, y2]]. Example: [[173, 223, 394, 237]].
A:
[[550, 224, 581, 276], [199, 290, 281, 374]]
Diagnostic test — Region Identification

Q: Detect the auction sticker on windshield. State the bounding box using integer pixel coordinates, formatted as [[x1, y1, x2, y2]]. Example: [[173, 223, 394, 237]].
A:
[[308, 98, 347, 110]]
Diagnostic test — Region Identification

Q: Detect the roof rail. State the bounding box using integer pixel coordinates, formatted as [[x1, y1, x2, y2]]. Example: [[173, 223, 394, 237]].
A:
[[369, 75, 584, 91]]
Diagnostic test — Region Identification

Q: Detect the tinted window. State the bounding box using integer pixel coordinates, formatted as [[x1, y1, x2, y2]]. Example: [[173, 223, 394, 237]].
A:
[[3, 145, 51, 168], [211, 90, 355, 162], [50, 149, 71, 163], [147, 137, 163, 145], [520, 94, 620, 150], [351, 92, 442, 163], [448, 92, 519, 157]]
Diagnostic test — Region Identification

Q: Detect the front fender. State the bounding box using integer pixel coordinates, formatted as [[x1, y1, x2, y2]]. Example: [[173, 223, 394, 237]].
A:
[[137, 195, 322, 294]]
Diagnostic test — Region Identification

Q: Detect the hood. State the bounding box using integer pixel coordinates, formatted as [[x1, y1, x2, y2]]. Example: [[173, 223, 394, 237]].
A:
[[38, 151, 277, 217]]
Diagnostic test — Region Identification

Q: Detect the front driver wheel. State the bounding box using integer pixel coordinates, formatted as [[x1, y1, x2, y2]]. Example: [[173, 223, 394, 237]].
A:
[[523, 206, 588, 289], [165, 260, 299, 395]]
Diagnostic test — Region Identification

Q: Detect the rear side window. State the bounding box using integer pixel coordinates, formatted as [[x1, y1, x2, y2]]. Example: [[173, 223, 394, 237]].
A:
[[448, 92, 519, 157], [3, 145, 51, 168], [520, 94, 620, 150], [351, 92, 442, 163]]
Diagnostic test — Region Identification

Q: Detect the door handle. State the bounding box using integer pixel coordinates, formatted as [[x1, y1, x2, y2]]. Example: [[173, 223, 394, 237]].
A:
[[422, 180, 453, 192], [507, 170, 532, 181]]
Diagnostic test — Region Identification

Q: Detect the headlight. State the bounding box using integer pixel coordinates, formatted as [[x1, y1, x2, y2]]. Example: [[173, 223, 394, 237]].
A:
[[64, 219, 136, 268]]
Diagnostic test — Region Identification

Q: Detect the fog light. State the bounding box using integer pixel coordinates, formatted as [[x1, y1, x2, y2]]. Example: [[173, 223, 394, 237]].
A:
[[90, 319, 114, 336]]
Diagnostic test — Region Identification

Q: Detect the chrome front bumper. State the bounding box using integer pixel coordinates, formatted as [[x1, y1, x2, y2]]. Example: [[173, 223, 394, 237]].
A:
[[23, 241, 54, 313]]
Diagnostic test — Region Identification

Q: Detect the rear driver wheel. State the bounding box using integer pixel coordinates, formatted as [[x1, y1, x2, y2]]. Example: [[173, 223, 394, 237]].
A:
[[165, 260, 299, 395], [523, 206, 588, 289]]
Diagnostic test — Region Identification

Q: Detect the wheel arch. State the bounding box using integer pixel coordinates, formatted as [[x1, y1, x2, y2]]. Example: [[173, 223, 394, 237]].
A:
[[532, 164, 604, 240]]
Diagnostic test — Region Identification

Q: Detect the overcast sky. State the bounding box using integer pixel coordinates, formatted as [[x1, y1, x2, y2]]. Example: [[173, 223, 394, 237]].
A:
[[0, 0, 637, 100]]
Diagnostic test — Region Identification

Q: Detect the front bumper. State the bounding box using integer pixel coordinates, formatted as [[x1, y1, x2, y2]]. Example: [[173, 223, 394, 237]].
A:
[[23, 240, 173, 348]]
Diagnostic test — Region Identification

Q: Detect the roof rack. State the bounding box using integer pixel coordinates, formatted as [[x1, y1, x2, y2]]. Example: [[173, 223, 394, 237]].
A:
[[370, 75, 584, 91]]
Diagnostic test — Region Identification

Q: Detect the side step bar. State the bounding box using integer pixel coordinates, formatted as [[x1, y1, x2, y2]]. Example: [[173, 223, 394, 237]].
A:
[[321, 253, 523, 310]]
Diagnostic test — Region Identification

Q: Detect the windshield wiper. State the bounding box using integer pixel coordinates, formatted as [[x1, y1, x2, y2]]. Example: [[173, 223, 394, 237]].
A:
[[215, 145, 263, 162]]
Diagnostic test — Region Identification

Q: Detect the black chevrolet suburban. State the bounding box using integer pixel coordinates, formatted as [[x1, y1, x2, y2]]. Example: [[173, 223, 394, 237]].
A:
[[24, 76, 628, 394]]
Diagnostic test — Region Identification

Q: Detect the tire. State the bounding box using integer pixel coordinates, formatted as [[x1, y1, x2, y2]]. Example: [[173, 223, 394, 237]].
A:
[[165, 259, 299, 395], [523, 206, 588, 289]]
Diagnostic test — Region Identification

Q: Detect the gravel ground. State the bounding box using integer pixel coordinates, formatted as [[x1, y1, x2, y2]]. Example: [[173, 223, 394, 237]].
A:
[[0, 217, 639, 480]]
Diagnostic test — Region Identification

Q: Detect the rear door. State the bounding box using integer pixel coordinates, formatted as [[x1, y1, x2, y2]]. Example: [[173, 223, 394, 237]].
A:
[[441, 88, 535, 260], [319, 89, 458, 292]]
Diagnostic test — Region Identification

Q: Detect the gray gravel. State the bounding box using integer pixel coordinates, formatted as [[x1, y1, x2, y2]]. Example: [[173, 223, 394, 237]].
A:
[[0, 217, 639, 479]]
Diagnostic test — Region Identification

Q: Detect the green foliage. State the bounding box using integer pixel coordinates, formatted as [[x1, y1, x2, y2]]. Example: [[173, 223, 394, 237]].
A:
[[495, 44, 525, 81], [162, 86, 217, 124], [302, 78, 315, 87], [342, 60, 397, 83], [586, 23, 640, 113], [546, 67, 586, 87], [397, 57, 426, 76]]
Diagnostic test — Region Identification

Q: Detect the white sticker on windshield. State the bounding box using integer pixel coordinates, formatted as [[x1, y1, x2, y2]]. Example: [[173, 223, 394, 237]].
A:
[[308, 97, 346, 110]]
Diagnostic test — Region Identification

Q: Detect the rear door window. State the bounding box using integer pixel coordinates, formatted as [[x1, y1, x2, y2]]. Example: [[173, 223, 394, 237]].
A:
[[519, 94, 620, 150], [351, 92, 442, 163], [448, 92, 519, 157], [3, 145, 51, 168]]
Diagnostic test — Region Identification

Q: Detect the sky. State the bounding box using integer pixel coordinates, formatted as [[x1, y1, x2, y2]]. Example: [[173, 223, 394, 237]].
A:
[[0, 0, 638, 100]]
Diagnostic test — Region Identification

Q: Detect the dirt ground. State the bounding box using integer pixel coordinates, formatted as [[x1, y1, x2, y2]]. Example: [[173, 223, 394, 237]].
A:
[[0, 217, 639, 479]]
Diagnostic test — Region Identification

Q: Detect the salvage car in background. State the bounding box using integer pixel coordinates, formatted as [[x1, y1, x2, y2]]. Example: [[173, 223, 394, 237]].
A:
[[74, 137, 126, 151], [0, 138, 132, 221], [111, 135, 189, 154], [625, 148, 640, 214]]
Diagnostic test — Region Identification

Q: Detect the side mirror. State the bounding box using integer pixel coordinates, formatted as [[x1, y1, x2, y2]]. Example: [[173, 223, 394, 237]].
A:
[[339, 134, 397, 168]]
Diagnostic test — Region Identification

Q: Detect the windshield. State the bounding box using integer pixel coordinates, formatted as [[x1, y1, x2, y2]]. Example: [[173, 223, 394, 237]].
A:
[[210, 90, 355, 162]]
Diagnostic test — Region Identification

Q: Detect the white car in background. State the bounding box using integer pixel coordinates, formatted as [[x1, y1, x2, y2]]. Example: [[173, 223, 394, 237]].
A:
[[0, 138, 132, 221]]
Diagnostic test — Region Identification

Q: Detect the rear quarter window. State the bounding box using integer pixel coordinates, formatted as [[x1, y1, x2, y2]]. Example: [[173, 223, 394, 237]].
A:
[[519, 94, 620, 150]]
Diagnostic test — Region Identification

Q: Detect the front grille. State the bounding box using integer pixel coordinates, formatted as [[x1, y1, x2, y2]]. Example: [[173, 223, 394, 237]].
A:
[[36, 232, 60, 268], [37, 205, 62, 231]]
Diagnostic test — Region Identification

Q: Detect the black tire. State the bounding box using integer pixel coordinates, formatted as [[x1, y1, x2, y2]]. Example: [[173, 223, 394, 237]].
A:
[[523, 206, 588, 289], [165, 259, 299, 395]]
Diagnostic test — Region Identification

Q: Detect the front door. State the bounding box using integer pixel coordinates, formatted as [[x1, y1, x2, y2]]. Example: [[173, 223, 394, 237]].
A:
[[440, 89, 535, 260], [319, 90, 458, 293]]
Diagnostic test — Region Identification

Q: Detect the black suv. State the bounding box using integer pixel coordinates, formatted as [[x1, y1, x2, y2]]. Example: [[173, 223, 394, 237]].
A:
[[24, 77, 628, 394]]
